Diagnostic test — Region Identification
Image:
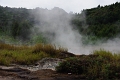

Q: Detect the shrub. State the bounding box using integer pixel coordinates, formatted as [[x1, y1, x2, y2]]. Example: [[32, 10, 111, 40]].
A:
[[56, 50, 120, 79], [93, 49, 114, 61], [56, 57, 84, 74]]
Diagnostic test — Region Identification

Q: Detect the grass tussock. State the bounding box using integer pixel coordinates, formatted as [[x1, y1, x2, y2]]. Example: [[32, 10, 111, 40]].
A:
[[32, 44, 68, 57], [56, 49, 120, 80], [0, 43, 67, 65], [93, 49, 120, 61]]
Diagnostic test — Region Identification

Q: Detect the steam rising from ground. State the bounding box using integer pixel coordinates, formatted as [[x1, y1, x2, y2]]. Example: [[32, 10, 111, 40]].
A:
[[79, 38, 120, 54], [31, 7, 120, 55]]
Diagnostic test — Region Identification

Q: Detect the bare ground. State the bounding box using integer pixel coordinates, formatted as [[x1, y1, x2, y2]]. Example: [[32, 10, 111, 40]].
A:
[[0, 67, 86, 80]]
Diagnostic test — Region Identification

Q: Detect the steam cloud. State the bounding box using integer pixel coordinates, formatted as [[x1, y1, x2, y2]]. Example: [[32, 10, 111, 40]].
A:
[[31, 7, 120, 55]]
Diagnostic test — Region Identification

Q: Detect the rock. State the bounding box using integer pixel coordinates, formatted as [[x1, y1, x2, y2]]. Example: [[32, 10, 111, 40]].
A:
[[36, 58, 63, 70]]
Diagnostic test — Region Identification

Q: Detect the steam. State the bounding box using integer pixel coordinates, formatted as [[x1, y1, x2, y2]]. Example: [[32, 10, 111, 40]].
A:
[[78, 38, 120, 54], [31, 7, 82, 54], [31, 7, 120, 55]]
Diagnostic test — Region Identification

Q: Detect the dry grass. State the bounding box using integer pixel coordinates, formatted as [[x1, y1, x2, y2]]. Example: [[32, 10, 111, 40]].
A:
[[93, 49, 120, 61], [0, 43, 67, 65], [32, 44, 68, 56]]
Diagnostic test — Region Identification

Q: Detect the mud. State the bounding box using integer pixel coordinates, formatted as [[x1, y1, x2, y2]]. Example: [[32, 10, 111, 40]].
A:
[[0, 58, 86, 80], [0, 67, 86, 80]]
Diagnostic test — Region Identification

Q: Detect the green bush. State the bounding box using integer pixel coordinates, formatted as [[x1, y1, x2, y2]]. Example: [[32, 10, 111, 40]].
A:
[[93, 49, 114, 61], [56, 57, 84, 74]]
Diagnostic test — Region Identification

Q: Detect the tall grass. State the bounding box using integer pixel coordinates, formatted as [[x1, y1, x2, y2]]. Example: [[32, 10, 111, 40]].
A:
[[32, 44, 68, 57], [93, 49, 120, 61], [0, 43, 67, 65]]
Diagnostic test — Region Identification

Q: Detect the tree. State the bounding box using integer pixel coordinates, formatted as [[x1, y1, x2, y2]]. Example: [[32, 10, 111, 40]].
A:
[[11, 21, 21, 39]]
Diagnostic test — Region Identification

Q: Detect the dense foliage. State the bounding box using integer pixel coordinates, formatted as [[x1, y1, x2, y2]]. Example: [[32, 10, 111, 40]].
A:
[[0, 6, 46, 44], [0, 6, 32, 39], [72, 2, 120, 41]]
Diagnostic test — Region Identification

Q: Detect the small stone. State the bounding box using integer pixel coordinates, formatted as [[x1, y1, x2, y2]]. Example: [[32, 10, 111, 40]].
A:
[[68, 73, 72, 75]]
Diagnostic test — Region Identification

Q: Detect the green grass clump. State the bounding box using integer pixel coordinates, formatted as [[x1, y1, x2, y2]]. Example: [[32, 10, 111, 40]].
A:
[[56, 50, 120, 80], [0, 49, 48, 65]]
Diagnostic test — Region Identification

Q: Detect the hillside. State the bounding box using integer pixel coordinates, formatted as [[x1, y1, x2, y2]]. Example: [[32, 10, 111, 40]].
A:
[[72, 2, 120, 44], [0, 2, 120, 44], [0, 6, 71, 44]]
